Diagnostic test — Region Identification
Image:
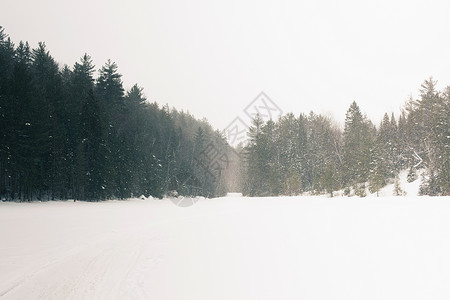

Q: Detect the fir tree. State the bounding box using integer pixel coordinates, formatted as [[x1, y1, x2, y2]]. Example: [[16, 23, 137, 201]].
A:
[[342, 101, 374, 190]]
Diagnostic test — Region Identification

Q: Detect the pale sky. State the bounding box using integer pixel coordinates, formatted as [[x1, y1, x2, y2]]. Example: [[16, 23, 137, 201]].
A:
[[2, 0, 450, 133]]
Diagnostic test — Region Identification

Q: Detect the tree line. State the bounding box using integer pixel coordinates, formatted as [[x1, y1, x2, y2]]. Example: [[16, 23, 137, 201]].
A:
[[1, 27, 448, 200], [241, 78, 449, 197], [0, 27, 233, 201]]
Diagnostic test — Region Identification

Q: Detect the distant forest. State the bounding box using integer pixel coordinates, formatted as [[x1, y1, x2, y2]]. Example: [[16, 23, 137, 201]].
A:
[[0, 27, 449, 201], [0, 27, 235, 201], [241, 93, 449, 197]]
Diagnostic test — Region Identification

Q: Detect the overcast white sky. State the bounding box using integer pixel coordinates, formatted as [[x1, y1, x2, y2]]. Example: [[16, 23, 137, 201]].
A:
[[1, 0, 450, 130]]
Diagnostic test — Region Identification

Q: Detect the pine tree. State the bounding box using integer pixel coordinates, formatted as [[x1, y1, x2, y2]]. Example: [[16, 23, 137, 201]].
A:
[[244, 114, 265, 196], [437, 87, 450, 194], [79, 88, 105, 200], [296, 114, 310, 191], [260, 119, 279, 195], [31, 42, 66, 199], [96, 60, 127, 198], [71, 54, 101, 200], [0, 28, 16, 200], [405, 78, 449, 195], [193, 127, 206, 157], [368, 148, 385, 197], [321, 160, 339, 197], [393, 175, 404, 196], [342, 101, 374, 190], [9, 39, 37, 200], [1, 28, 235, 201]]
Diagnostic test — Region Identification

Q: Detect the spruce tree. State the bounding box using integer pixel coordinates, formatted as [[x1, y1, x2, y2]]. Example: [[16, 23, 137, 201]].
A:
[[79, 88, 105, 200], [342, 101, 374, 190], [31, 42, 66, 199], [71, 54, 102, 200], [96, 60, 126, 198], [244, 114, 265, 196]]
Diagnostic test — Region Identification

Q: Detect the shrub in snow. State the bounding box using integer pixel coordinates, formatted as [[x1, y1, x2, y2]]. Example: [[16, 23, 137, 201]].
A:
[[344, 187, 351, 196], [369, 172, 384, 197], [407, 167, 417, 183], [355, 183, 367, 197], [166, 190, 179, 198], [393, 175, 405, 196], [419, 170, 441, 196]]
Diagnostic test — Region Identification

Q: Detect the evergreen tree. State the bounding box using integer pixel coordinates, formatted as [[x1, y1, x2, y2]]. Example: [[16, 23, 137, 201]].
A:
[[244, 114, 265, 196], [71, 54, 102, 200], [31, 42, 66, 199], [3, 27, 449, 200], [321, 160, 339, 197], [96, 59, 127, 198], [404, 78, 449, 195], [78, 88, 105, 200], [0, 29, 17, 199], [8, 38, 36, 200], [342, 101, 374, 190]]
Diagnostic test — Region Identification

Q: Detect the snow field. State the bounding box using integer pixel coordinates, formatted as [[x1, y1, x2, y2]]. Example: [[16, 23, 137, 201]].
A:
[[1, 194, 450, 299]]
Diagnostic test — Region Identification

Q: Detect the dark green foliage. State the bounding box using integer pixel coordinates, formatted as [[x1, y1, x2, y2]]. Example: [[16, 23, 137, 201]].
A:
[[321, 160, 340, 197], [368, 168, 384, 197], [242, 89, 448, 197], [343, 187, 351, 196], [1, 27, 448, 199], [393, 175, 404, 196], [407, 167, 417, 183], [342, 101, 375, 187], [243, 112, 342, 197], [0, 28, 231, 201], [403, 78, 449, 195], [354, 183, 367, 197]]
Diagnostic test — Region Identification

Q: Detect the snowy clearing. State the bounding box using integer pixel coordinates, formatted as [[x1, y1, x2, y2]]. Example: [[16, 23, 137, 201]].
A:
[[1, 195, 450, 300]]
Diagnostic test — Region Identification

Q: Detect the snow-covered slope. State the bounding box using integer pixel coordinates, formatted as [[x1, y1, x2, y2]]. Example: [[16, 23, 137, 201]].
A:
[[369, 169, 422, 197], [1, 195, 449, 299]]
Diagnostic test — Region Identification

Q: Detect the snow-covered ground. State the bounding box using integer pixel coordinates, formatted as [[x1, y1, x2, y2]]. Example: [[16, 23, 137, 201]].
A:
[[1, 193, 450, 299]]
